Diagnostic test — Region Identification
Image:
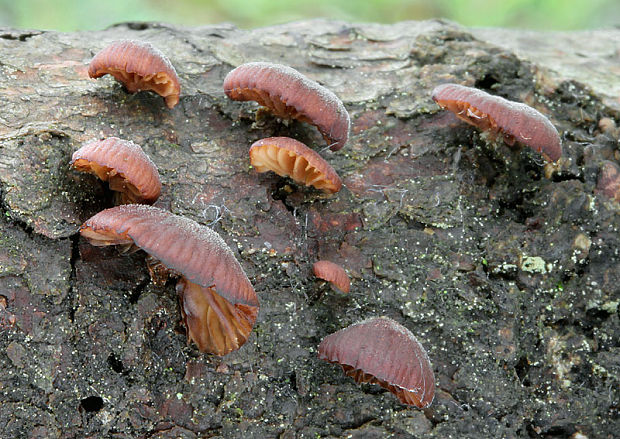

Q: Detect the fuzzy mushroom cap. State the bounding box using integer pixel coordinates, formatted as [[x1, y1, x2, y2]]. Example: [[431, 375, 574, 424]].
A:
[[318, 316, 435, 408], [313, 260, 350, 293], [89, 40, 181, 108], [224, 62, 350, 151], [432, 83, 562, 162], [250, 137, 342, 193], [79, 205, 259, 355], [71, 137, 161, 204]]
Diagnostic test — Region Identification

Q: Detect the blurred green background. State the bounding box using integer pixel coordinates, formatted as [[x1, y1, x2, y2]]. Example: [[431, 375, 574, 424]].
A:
[[0, 0, 618, 31]]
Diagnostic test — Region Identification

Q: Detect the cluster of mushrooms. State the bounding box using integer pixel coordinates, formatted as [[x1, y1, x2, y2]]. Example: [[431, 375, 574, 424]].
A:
[[74, 38, 563, 409]]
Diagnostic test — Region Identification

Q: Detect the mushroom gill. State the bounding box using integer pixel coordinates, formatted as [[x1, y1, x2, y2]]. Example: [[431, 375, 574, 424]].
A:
[[313, 260, 350, 293], [432, 83, 562, 162], [224, 62, 350, 151], [89, 40, 181, 108], [250, 137, 342, 194], [71, 137, 161, 205]]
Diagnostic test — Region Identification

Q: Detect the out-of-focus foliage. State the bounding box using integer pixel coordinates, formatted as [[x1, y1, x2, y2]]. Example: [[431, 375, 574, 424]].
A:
[[0, 0, 617, 31]]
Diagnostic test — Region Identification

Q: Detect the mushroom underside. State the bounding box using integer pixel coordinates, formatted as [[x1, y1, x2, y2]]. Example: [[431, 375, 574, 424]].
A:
[[177, 278, 258, 356], [227, 87, 307, 122], [79, 205, 259, 356], [79, 225, 133, 247], [444, 101, 499, 136], [339, 364, 426, 407], [228, 87, 341, 147], [82, 226, 258, 356], [251, 144, 336, 192], [433, 83, 562, 162], [313, 260, 350, 293], [72, 159, 146, 204], [93, 68, 178, 107]]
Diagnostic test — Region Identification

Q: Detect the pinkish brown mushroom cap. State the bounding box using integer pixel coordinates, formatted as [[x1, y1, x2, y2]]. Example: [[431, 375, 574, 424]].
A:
[[595, 160, 620, 201], [432, 83, 562, 162], [89, 40, 181, 108], [224, 62, 350, 151], [71, 137, 161, 204], [313, 260, 350, 293], [250, 137, 342, 193], [318, 316, 435, 408], [79, 205, 259, 355]]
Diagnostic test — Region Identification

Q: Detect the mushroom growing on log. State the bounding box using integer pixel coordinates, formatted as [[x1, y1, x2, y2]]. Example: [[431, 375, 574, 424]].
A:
[[79, 204, 259, 355], [432, 83, 562, 162], [249, 137, 342, 193], [595, 160, 620, 201], [224, 62, 350, 151], [318, 316, 435, 408], [89, 40, 181, 108], [71, 137, 161, 205], [312, 260, 350, 293]]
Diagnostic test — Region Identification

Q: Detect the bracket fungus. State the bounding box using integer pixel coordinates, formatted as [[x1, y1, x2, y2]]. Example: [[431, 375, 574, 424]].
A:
[[250, 137, 342, 193], [312, 260, 350, 293], [224, 62, 350, 151], [318, 316, 435, 408], [432, 83, 562, 162], [89, 40, 181, 108], [71, 137, 161, 205], [79, 205, 259, 356]]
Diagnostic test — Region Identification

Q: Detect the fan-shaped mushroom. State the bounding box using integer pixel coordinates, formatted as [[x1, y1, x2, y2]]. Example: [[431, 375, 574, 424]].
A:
[[89, 40, 181, 108], [71, 137, 161, 205], [250, 137, 342, 193], [79, 205, 259, 355], [224, 62, 350, 151], [432, 83, 562, 162], [318, 316, 435, 408], [313, 260, 350, 293]]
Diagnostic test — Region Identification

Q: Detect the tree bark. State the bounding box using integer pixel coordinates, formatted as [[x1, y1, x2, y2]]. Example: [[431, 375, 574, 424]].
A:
[[0, 19, 618, 438]]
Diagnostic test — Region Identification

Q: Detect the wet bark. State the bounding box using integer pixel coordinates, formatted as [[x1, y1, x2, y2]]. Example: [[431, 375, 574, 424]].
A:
[[0, 19, 618, 438]]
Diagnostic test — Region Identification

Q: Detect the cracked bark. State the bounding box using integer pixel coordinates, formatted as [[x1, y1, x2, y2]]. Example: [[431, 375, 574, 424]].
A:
[[0, 19, 619, 439]]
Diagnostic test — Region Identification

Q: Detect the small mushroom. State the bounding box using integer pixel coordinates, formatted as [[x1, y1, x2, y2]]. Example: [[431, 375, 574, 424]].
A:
[[79, 205, 259, 355], [595, 160, 620, 201], [313, 260, 350, 293], [89, 40, 181, 108], [224, 62, 350, 151], [250, 137, 342, 194], [318, 316, 435, 408], [431, 83, 562, 162], [71, 137, 161, 205]]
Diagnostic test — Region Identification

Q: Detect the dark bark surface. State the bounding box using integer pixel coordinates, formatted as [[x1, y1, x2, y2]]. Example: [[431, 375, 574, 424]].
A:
[[0, 19, 619, 438]]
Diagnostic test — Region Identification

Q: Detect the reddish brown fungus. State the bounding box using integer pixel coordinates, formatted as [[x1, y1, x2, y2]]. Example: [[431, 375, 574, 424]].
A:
[[595, 161, 620, 201], [313, 260, 350, 293], [71, 137, 161, 204], [318, 316, 435, 408], [79, 205, 259, 355], [89, 40, 181, 108], [250, 137, 342, 193], [432, 83, 562, 162], [224, 62, 350, 151]]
